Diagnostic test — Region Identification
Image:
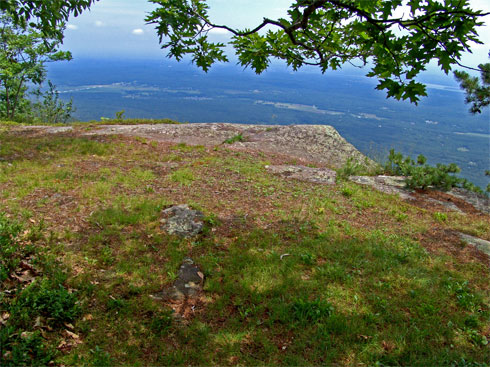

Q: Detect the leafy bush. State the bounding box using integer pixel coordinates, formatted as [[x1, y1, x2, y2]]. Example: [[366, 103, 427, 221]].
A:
[[0, 213, 81, 365], [31, 81, 76, 124], [341, 186, 354, 197], [88, 346, 114, 367], [115, 110, 125, 120], [433, 212, 448, 223], [384, 149, 484, 192], [12, 279, 80, 326], [2, 277, 80, 365], [0, 328, 53, 367]]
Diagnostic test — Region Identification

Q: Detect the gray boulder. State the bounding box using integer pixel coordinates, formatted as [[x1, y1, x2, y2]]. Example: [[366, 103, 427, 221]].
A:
[[161, 205, 204, 237]]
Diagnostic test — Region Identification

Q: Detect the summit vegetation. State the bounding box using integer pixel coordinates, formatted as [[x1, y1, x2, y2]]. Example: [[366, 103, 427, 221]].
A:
[[0, 1, 489, 365], [0, 123, 489, 366]]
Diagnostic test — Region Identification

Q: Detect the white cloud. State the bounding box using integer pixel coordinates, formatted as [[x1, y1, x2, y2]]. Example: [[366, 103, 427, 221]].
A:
[[132, 28, 144, 35], [94, 20, 105, 27], [66, 24, 78, 30]]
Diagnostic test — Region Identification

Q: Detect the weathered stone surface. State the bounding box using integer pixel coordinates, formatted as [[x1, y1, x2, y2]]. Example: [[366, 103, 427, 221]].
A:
[[15, 125, 73, 133], [349, 175, 413, 200], [82, 123, 376, 169], [14, 123, 488, 215], [458, 233, 490, 258], [265, 165, 336, 184], [151, 258, 204, 301], [160, 205, 204, 237], [427, 198, 464, 214], [448, 188, 490, 215]]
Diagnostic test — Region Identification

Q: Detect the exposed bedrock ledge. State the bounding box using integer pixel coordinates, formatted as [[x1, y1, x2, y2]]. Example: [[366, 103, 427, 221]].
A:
[[81, 123, 375, 169]]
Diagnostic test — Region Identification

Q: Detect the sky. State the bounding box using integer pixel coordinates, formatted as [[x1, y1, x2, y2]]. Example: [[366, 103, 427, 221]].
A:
[[62, 0, 490, 74]]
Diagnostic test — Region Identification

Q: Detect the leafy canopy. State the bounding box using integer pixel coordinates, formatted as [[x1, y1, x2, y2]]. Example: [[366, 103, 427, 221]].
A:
[[146, 0, 488, 103], [0, 13, 72, 120], [3, 0, 489, 104], [0, 0, 97, 41]]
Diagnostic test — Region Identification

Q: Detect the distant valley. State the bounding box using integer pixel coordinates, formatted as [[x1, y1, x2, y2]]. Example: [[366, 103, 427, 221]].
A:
[[47, 59, 490, 189]]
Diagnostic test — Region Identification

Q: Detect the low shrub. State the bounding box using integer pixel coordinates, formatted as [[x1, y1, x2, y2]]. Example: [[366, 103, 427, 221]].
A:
[[0, 215, 81, 366], [336, 157, 380, 181], [223, 133, 244, 144], [385, 149, 485, 192], [12, 279, 80, 326], [0, 328, 54, 367]]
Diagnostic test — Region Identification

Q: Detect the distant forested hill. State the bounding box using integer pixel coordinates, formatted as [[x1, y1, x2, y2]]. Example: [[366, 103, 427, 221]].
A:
[[47, 59, 489, 189]]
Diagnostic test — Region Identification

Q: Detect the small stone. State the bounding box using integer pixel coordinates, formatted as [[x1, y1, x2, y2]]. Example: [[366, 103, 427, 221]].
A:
[[152, 258, 204, 301], [161, 205, 204, 237]]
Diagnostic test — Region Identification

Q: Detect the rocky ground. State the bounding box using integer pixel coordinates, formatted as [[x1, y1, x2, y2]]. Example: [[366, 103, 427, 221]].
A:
[[15, 122, 489, 212], [2, 122, 489, 365], [15, 123, 490, 259]]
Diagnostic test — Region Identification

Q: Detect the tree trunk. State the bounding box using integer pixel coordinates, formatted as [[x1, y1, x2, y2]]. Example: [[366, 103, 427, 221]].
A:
[[4, 81, 12, 119], [10, 77, 25, 120]]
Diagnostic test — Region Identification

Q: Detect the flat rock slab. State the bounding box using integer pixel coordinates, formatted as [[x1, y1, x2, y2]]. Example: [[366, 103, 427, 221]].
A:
[[458, 233, 490, 258], [448, 188, 489, 215], [160, 205, 204, 237], [13, 124, 488, 215], [15, 125, 73, 134], [82, 123, 375, 169], [427, 198, 464, 214], [349, 175, 414, 200], [266, 165, 336, 184]]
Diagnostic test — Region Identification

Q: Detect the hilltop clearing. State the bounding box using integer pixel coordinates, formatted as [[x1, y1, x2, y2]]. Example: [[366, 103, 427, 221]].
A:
[[0, 123, 489, 366], [14, 123, 374, 169]]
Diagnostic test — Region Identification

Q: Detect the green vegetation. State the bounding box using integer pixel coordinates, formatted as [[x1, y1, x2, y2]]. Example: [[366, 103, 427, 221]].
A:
[[0, 213, 23, 280], [145, 0, 488, 104], [336, 157, 381, 182], [0, 126, 488, 366], [454, 51, 490, 114], [0, 13, 72, 122], [170, 168, 195, 186], [0, 214, 81, 366], [31, 81, 76, 124], [223, 133, 244, 144], [4, 1, 489, 103], [385, 149, 487, 193]]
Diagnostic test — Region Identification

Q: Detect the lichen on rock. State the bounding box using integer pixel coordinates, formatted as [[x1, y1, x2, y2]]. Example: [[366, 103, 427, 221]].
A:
[[160, 204, 204, 237]]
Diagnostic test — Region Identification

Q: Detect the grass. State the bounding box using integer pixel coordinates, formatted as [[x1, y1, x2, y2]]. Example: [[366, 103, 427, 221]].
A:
[[0, 118, 180, 128], [223, 133, 245, 144], [81, 118, 181, 126], [0, 126, 489, 366]]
